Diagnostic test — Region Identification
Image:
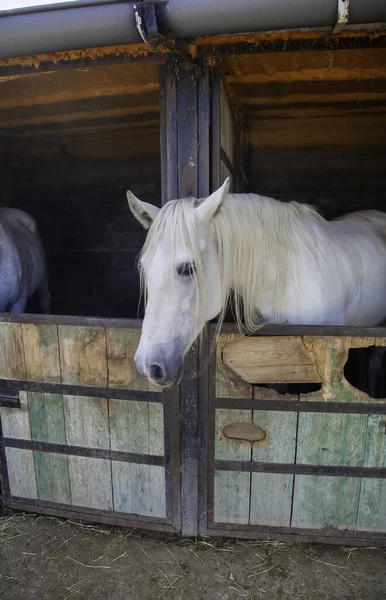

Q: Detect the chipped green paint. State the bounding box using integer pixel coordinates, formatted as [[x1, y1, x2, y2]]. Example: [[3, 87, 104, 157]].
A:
[[34, 451, 71, 504], [28, 393, 66, 444]]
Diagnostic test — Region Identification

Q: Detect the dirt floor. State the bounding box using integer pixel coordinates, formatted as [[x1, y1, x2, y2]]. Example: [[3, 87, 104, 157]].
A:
[[0, 511, 385, 600]]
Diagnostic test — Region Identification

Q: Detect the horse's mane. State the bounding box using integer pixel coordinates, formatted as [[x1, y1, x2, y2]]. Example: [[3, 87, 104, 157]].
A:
[[139, 193, 331, 335]]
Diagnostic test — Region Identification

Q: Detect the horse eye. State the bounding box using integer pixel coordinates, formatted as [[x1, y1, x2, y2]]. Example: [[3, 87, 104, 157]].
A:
[[177, 262, 196, 277]]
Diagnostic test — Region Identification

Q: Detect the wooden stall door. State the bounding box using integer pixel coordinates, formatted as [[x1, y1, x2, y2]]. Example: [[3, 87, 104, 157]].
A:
[[201, 326, 386, 545], [0, 317, 180, 533]]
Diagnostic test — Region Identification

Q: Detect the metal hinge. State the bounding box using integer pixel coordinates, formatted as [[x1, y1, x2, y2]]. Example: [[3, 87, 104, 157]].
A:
[[133, 0, 196, 69], [134, 0, 168, 52]]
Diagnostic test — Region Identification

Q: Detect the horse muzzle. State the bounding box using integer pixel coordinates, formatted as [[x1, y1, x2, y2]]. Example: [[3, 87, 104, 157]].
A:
[[134, 347, 184, 388]]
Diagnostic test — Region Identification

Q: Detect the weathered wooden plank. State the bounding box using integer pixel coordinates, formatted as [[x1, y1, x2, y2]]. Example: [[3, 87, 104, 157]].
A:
[[0, 322, 25, 380], [63, 395, 110, 449], [68, 456, 112, 510], [356, 414, 386, 531], [223, 336, 321, 384], [291, 475, 361, 530], [109, 399, 164, 456], [28, 392, 66, 444], [214, 350, 252, 523], [106, 328, 160, 391], [58, 325, 107, 387], [296, 412, 368, 466], [21, 323, 61, 383], [250, 474, 293, 526], [5, 447, 38, 499], [357, 479, 386, 532], [252, 410, 297, 463], [249, 411, 297, 526], [301, 336, 375, 403], [213, 471, 250, 524], [112, 462, 166, 518], [216, 333, 253, 398], [34, 451, 71, 504], [1, 391, 31, 439]]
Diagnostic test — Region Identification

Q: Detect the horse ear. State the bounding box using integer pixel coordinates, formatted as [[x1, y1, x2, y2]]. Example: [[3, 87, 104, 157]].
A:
[[126, 191, 160, 229], [195, 178, 230, 224]]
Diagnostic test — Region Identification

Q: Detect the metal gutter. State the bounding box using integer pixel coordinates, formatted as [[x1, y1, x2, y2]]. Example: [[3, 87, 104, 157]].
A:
[[0, 0, 385, 60]]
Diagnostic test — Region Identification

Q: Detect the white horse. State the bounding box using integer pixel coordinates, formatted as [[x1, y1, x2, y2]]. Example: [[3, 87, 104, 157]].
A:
[[0, 207, 50, 314], [127, 178, 386, 388]]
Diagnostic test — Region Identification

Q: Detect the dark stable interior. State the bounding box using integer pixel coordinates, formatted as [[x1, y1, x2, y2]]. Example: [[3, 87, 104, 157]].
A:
[[0, 61, 161, 319]]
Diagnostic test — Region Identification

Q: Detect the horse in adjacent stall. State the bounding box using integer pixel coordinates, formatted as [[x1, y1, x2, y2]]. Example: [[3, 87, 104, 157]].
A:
[[127, 178, 386, 392], [0, 207, 50, 314]]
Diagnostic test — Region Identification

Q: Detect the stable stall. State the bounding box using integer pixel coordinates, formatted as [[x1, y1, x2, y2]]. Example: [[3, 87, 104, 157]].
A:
[[0, 0, 386, 543]]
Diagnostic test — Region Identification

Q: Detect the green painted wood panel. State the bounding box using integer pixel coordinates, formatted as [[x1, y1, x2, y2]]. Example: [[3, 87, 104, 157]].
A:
[[5, 447, 38, 499], [28, 392, 66, 444], [112, 462, 166, 518], [34, 452, 71, 504], [291, 475, 361, 530], [249, 411, 297, 526], [63, 395, 110, 449], [250, 474, 293, 526], [214, 471, 250, 524], [1, 391, 31, 440], [296, 413, 368, 466], [109, 399, 164, 455], [59, 325, 107, 387], [252, 410, 297, 463], [68, 456, 113, 510], [357, 415, 386, 531], [0, 322, 25, 380], [21, 323, 61, 383]]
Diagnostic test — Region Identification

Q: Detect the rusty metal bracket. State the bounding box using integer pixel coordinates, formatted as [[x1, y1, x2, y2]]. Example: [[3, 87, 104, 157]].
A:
[[331, 0, 350, 34], [133, 0, 197, 69], [134, 0, 168, 52]]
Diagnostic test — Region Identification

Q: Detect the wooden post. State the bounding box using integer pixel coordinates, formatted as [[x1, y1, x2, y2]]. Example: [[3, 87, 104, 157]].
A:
[[159, 59, 210, 536]]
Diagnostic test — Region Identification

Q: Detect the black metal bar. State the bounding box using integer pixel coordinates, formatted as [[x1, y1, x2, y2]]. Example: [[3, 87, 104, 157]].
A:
[[159, 65, 168, 205], [0, 417, 11, 508], [214, 321, 386, 338], [0, 379, 165, 403], [163, 388, 181, 531], [202, 520, 386, 546], [198, 66, 211, 199], [4, 438, 165, 466], [0, 312, 144, 328], [0, 395, 20, 408], [176, 65, 200, 536], [163, 60, 179, 202], [197, 65, 211, 534], [210, 65, 220, 192], [214, 396, 386, 414], [214, 459, 386, 479], [4, 496, 174, 529]]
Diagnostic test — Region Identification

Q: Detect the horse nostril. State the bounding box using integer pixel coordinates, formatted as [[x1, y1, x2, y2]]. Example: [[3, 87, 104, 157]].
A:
[[149, 363, 166, 382]]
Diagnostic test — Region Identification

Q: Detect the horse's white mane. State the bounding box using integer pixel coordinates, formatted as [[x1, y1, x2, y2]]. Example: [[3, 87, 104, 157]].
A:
[[139, 193, 332, 334]]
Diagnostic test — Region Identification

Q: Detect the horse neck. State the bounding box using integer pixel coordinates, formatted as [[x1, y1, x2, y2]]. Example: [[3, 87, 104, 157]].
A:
[[214, 194, 305, 321]]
